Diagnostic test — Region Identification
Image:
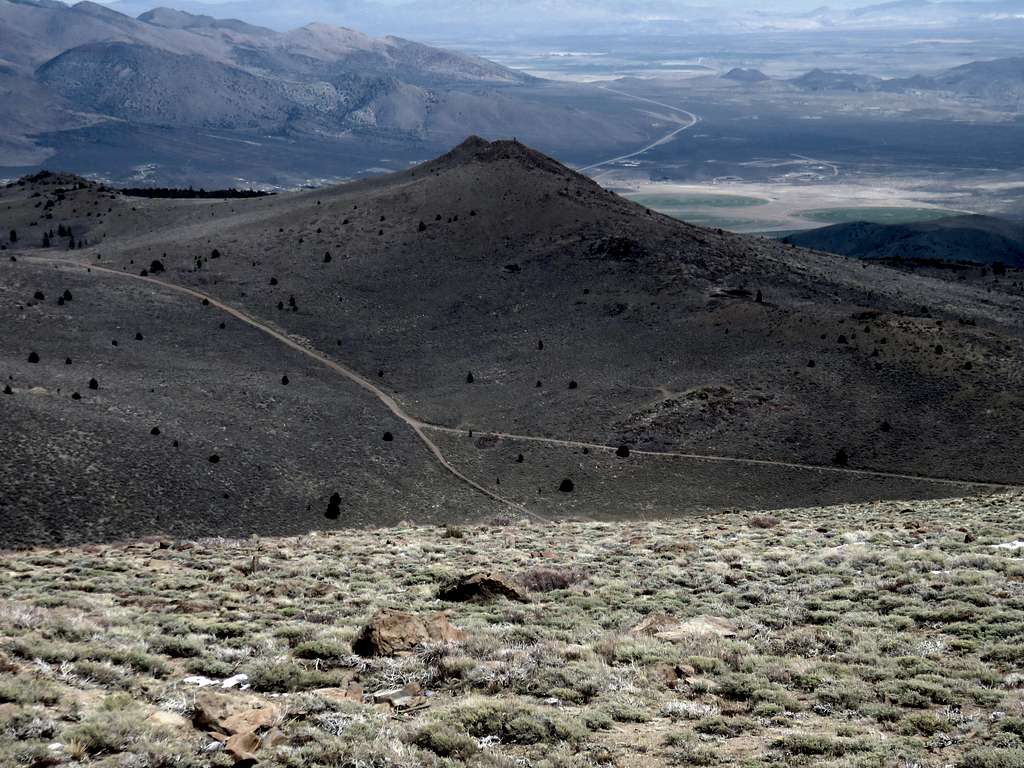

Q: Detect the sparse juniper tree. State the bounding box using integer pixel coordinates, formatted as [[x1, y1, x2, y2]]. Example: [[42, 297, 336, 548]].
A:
[[42, 233, 50, 247], [68, 237, 75, 250], [9, 229, 16, 243]]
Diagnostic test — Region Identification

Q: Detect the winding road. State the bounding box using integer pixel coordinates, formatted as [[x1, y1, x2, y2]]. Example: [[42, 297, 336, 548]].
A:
[[24, 256, 544, 521], [18, 255, 1016, 528], [578, 86, 700, 175]]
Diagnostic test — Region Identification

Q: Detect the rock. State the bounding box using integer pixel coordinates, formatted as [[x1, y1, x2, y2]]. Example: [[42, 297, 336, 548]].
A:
[[353, 609, 463, 657], [192, 691, 279, 737], [372, 681, 425, 709], [226, 728, 283, 764], [650, 662, 681, 688], [438, 571, 530, 603], [423, 611, 465, 643], [315, 680, 364, 704]]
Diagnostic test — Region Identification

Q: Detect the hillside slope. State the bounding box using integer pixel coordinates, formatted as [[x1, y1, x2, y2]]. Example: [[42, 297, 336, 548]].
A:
[[2, 141, 1023, 545], [783, 215, 1024, 266], [1, 493, 1022, 767]]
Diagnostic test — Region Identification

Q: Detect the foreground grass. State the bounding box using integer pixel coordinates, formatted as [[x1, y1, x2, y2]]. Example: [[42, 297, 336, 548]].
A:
[[1, 493, 1023, 767]]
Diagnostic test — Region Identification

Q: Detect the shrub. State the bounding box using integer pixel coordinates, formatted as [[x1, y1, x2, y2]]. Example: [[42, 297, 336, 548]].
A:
[[516, 567, 584, 593], [958, 748, 1024, 768], [420, 699, 586, 748]]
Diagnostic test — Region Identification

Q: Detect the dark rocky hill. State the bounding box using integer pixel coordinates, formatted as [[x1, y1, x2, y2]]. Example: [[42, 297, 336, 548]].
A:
[[3, 140, 1023, 546], [783, 215, 1024, 266]]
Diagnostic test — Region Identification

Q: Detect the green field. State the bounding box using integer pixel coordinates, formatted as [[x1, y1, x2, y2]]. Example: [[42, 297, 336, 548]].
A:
[[629, 192, 770, 209], [797, 207, 959, 225]]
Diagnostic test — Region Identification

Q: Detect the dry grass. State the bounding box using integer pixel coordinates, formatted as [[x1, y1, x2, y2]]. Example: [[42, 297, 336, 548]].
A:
[[1, 492, 1023, 766]]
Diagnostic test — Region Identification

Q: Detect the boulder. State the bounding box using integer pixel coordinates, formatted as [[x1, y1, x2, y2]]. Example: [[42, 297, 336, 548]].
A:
[[315, 680, 364, 704], [353, 609, 462, 657], [372, 681, 426, 709], [192, 691, 279, 737], [437, 572, 530, 603]]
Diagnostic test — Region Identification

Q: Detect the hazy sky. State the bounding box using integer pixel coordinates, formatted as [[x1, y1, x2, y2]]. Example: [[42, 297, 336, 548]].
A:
[[98, 0, 1009, 38]]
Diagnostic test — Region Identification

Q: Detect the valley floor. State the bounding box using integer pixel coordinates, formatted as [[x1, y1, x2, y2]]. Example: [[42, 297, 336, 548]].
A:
[[1, 493, 1023, 767]]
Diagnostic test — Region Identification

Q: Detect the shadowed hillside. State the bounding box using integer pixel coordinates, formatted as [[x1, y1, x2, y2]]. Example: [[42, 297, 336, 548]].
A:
[[783, 215, 1024, 267], [2, 141, 1023, 545]]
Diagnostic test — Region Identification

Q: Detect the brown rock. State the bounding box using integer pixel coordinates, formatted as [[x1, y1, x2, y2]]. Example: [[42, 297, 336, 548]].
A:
[[424, 611, 464, 643], [315, 680, 364, 704], [650, 662, 680, 688], [192, 691, 279, 736], [437, 572, 530, 603], [226, 728, 284, 764], [353, 609, 462, 657]]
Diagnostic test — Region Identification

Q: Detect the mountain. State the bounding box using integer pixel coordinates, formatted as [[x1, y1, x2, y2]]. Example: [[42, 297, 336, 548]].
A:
[[900, 57, 1024, 106], [783, 215, 1024, 266], [722, 68, 770, 84], [789, 56, 1024, 107], [791, 68, 883, 92], [3, 139, 1023, 547], [0, 0, 660, 185]]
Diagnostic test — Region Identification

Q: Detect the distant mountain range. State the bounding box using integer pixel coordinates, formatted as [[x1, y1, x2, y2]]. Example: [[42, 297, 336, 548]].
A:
[[0, 0, 657, 182], [783, 215, 1024, 266], [102, 0, 1024, 37], [788, 58, 1024, 107]]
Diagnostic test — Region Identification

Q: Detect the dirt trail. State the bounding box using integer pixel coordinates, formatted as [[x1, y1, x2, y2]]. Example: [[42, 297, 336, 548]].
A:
[[24, 256, 543, 521], [20, 255, 1014, 529], [416, 422, 1015, 490]]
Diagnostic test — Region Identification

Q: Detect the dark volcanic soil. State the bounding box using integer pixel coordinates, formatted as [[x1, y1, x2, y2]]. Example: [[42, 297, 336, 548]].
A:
[[2, 146, 1022, 545]]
